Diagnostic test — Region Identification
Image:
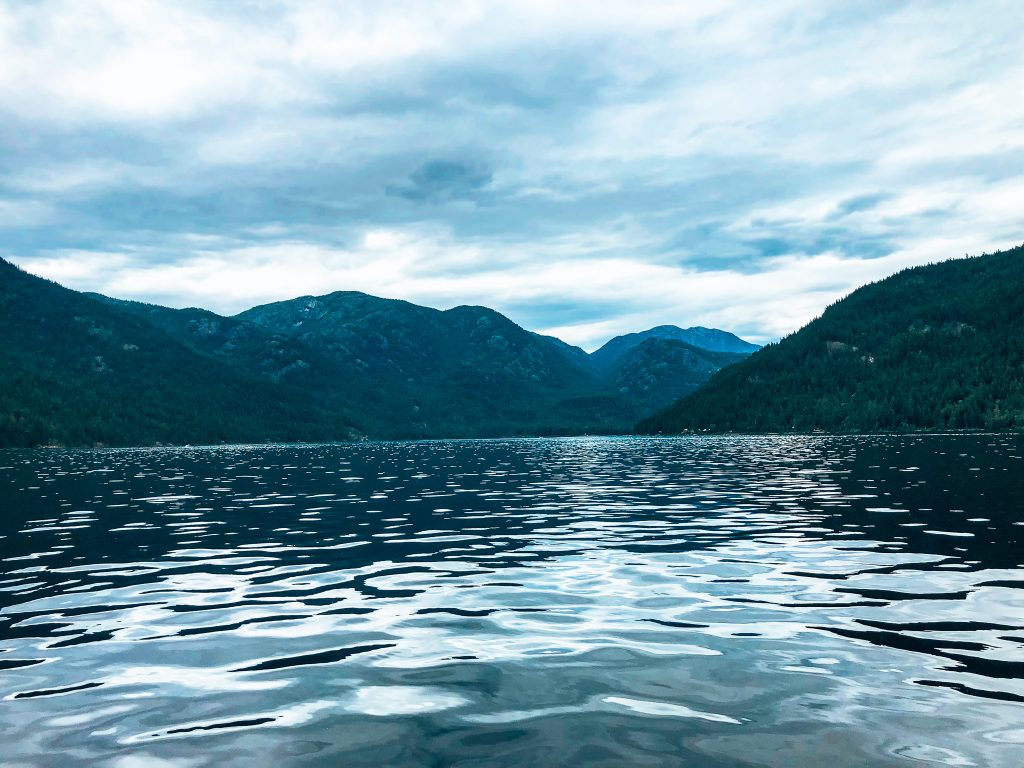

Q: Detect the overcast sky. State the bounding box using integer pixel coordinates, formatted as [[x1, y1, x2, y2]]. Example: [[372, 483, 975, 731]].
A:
[[2, 1, 1022, 349]]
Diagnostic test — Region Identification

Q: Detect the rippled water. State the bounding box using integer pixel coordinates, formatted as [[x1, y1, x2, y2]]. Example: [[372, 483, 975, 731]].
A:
[[1, 435, 1023, 767]]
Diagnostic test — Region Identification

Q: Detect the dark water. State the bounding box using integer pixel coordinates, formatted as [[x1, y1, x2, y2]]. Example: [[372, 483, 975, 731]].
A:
[[1, 435, 1023, 767]]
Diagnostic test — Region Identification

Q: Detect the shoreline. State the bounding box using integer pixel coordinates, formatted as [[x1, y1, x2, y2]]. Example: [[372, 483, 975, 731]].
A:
[[6, 428, 1024, 452]]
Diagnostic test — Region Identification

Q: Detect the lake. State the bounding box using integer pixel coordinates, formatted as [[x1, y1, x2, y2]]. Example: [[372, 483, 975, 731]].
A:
[[1, 435, 1022, 767]]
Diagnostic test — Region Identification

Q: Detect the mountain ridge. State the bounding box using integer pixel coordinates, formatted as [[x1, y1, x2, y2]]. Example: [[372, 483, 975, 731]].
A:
[[638, 244, 1024, 434], [0, 259, 358, 447], [591, 324, 759, 370], [1, 259, 755, 446]]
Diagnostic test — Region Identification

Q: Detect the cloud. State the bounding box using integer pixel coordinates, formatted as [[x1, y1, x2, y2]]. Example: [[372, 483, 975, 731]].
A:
[[387, 159, 494, 202], [11, 220, 994, 350], [2, 0, 1023, 348], [828, 193, 890, 219]]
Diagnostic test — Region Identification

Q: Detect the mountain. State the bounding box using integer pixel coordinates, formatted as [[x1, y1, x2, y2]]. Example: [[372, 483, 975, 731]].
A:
[[591, 325, 758, 369], [0, 260, 358, 448], [0, 258, 755, 446], [638, 244, 1024, 434], [236, 294, 758, 434], [597, 338, 749, 416], [88, 295, 341, 384], [236, 292, 622, 437], [587, 325, 756, 416]]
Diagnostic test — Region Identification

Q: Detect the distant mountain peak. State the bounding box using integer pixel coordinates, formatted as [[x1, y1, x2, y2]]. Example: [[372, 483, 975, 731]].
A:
[[591, 324, 758, 369]]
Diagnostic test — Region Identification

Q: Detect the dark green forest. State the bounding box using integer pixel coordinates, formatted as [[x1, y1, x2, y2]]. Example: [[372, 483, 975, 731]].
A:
[[0, 260, 359, 447], [0, 258, 748, 447], [638, 244, 1024, 434]]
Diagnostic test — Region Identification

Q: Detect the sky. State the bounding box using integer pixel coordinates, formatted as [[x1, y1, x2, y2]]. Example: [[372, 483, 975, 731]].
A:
[[2, 1, 1023, 350]]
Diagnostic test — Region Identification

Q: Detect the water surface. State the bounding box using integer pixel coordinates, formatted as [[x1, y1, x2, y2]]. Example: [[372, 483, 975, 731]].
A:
[[1, 435, 1023, 766]]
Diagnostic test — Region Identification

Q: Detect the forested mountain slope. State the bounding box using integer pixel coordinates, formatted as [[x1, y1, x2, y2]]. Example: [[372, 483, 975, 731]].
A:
[[639, 245, 1024, 434], [1, 259, 755, 446], [0, 261, 357, 447]]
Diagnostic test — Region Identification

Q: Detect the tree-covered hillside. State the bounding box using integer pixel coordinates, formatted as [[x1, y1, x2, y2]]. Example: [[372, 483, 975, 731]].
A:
[[0, 261, 358, 447], [0, 259, 754, 446], [236, 291, 613, 436], [603, 338, 748, 416], [638, 245, 1024, 434], [237, 294, 755, 436]]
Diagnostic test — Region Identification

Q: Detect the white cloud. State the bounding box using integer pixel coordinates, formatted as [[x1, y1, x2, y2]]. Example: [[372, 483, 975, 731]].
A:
[[16, 218, 1002, 350], [2, 0, 1023, 346], [0, 198, 57, 227]]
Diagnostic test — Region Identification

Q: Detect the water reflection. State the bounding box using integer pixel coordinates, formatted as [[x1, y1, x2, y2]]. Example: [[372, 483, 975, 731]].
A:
[[0, 435, 1022, 766]]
